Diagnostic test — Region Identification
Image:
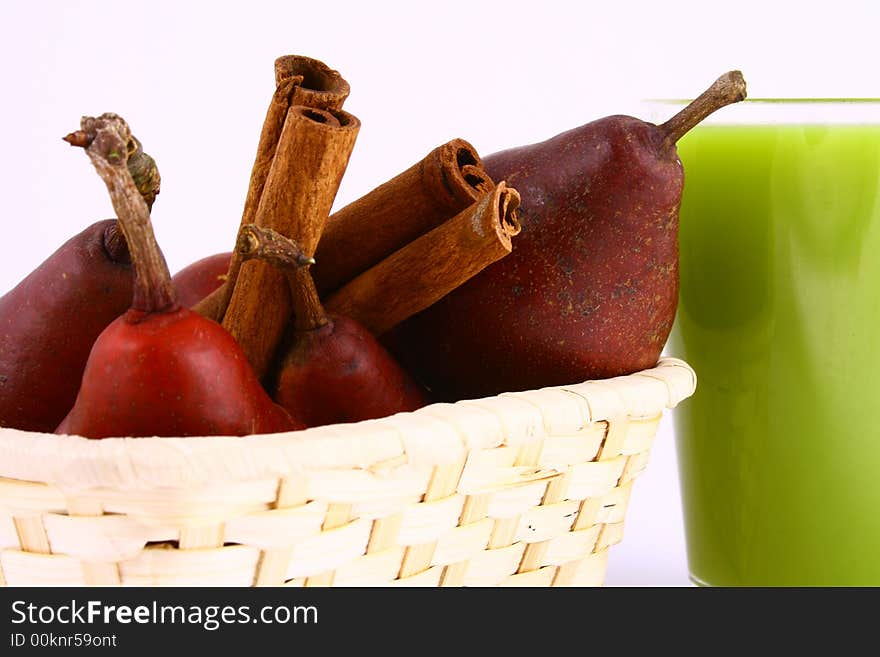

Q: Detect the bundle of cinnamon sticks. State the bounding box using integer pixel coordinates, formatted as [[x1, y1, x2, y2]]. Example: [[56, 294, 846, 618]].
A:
[[194, 54, 521, 395]]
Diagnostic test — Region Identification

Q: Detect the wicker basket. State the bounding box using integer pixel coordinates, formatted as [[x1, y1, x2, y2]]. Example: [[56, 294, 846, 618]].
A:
[[0, 357, 694, 587]]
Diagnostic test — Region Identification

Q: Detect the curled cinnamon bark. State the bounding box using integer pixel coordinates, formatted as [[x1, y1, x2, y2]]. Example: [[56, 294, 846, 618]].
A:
[[312, 138, 494, 295], [274, 55, 350, 109], [325, 182, 521, 336], [243, 55, 350, 256], [194, 54, 349, 321], [221, 105, 360, 379]]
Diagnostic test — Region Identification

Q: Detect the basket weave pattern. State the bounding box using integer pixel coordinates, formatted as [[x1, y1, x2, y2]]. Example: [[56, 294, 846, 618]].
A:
[[0, 358, 694, 587]]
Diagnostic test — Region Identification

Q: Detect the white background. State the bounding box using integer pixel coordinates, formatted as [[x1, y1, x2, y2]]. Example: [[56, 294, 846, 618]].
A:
[[1, 1, 877, 586]]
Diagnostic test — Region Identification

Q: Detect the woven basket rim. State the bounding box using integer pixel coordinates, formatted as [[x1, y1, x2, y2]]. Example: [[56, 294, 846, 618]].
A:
[[0, 357, 695, 492]]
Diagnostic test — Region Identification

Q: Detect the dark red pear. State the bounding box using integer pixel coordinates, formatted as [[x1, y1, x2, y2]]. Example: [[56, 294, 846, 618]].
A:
[[56, 113, 300, 438], [237, 227, 428, 427], [384, 72, 747, 400], [274, 312, 428, 427], [0, 134, 160, 432], [172, 251, 232, 308]]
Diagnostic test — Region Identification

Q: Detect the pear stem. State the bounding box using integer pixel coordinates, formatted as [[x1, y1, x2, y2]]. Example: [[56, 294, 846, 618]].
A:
[[289, 269, 330, 332], [234, 225, 327, 331], [126, 137, 161, 211], [66, 124, 161, 265], [193, 222, 317, 322], [65, 129, 161, 210], [659, 71, 747, 150], [70, 113, 177, 314], [236, 224, 315, 269]]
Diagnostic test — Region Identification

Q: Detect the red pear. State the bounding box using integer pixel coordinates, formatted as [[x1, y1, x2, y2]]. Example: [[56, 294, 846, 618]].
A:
[[0, 135, 160, 432], [273, 312, 428, 427], [56, 113, 299, 438], [235, 227, 428, 427], [384, 72, 747, 400], [172, 251, 232, 308]]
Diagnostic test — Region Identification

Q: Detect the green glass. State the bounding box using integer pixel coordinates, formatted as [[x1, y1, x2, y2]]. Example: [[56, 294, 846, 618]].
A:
[[667, 100, 880, 586]]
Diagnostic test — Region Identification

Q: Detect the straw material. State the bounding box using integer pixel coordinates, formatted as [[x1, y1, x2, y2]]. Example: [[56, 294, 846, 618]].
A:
[[0, 357, 695, 587]]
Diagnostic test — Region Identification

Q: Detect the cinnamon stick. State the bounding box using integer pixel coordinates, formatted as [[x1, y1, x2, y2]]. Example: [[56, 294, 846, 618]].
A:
[[325, 182, 521, 336], [274, 55, 351, 110], [312, 138, 494, 295], [194, 54, 349, 321], [245, 56, 349, 238], [221, 105, 360, 379]]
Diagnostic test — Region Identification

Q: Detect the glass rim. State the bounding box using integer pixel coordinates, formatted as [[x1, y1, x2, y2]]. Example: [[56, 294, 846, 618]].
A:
[[642, 98, 880, 125], [648, 97, 880, 104]]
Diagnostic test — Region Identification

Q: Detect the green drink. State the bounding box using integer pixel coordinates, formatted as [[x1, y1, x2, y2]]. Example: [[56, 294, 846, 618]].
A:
[[668, 101, 880, 586]]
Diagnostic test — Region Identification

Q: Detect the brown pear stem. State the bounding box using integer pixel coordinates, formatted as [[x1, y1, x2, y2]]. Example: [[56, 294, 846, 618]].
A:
[[236, 225, 325, 330], [65, 129, 161, 211], [66, 125, 161, 267], [290, 270, 330, 332], [196, 225, 315, 321], [236, 224, 315, 269], [126, 137, 161, 211], [233, 226, 328, 331], [659, 70, 747, 150], [71, 113, 176, 313]]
